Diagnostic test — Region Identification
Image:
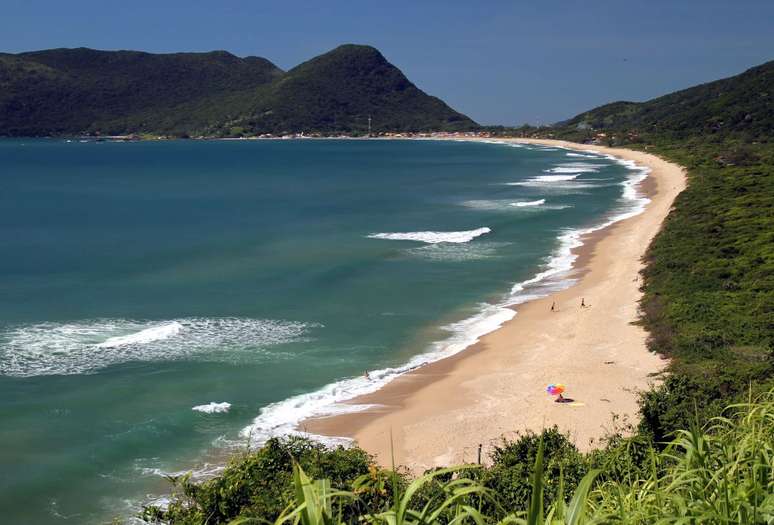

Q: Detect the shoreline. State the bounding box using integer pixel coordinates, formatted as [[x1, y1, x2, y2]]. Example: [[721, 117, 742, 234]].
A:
[[302, 138, 687, 471]]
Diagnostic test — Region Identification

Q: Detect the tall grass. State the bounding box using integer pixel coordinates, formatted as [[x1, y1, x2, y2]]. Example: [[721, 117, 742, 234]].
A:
[[194, 391, 774, 525]]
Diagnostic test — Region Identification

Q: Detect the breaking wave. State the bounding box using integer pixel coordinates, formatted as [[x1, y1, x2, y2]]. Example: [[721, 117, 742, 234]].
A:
[[192, 402, 232, 414], [368, 227, 491, 244], [0, 318, 318, 377], [404, 241, 510, 261], [512, 199, 546, 207], [238, 303, 516, 445]]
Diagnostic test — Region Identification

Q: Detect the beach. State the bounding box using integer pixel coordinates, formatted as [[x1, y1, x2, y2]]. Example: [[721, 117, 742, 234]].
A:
[[305, 138, 687, 471]]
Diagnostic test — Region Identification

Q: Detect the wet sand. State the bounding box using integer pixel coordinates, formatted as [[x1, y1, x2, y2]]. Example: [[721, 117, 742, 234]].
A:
[[304, 139, 686, 471]]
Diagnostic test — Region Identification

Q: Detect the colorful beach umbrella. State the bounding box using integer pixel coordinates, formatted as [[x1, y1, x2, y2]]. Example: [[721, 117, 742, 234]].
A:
[[546, 383, 565, 396]]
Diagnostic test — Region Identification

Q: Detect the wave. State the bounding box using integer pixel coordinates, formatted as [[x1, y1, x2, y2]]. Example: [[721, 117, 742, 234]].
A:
[[534, 174, 581, 181], [192, 402, 231, 414], [238, 303, 516, 445], [368, 227, 491, 244], [545, 162, 604, 174], [404, 241, 510, 262], [96, 322, 182, 348], [507, 173, 607, 191], [506, 175, 613, 191], [512, 199, 546, 207], [566, 152, 604, 159], [0, 318, 318, 377]]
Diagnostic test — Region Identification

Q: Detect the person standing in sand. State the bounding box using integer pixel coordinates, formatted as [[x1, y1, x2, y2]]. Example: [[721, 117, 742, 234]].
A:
[[550, 301, 556, 312], [581, 298, 587, 308]]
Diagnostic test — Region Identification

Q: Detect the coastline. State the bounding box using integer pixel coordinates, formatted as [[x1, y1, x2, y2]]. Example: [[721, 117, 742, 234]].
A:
[[303, 138, 687, 471]]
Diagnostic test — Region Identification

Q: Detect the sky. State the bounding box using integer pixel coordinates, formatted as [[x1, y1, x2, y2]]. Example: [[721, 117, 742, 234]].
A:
[[2, 0, 773, 125]]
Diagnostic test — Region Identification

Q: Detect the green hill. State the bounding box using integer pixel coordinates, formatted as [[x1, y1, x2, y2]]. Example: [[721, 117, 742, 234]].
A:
[[0, 45, 476, 137], [560, 60, 774, 139], [536, 59, 774, 442], [214, 44, 474, 135]]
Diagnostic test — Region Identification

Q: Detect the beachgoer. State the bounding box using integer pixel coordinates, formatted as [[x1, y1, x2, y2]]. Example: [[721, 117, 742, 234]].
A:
[[364, 370, 370, 380], [550, 301, 555, 312], [581, 298, 586, 308]]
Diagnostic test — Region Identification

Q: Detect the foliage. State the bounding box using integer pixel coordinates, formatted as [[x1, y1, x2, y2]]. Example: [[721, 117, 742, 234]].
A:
[[141, 436, 387, 524], [143, 393, 774, 524], [480, 427, 589, 519], [559, 60, 773, 140], [539, 64, 774, 443], [0, 45, 477, 137]]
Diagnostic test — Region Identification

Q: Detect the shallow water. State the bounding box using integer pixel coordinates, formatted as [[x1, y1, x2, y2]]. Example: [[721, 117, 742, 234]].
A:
[[0, 138, 645, 523]]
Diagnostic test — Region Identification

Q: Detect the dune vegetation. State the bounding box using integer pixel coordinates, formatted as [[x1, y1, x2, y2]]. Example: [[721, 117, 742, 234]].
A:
[[143, 390, 774, 524]]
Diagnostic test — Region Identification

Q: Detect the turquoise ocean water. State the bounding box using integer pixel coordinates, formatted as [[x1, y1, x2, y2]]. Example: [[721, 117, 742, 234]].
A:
[[0, 138, 648, 523]]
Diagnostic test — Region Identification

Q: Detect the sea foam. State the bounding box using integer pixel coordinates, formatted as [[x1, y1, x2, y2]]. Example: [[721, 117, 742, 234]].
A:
[[368, 227, 491, 244], [238, 303, 515, 446], [0, 318, 317, 377], [566, 152, 604, 159], [96, 322, 183, 348], [404, 241, 510, 262], [512, 199, 546, 207], [533, 174, 581, 181], [192, 402, 231, 414]]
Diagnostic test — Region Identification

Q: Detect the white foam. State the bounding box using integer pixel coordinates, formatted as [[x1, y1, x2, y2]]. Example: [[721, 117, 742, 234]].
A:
[[192, 402, 231, 414], [545, 162, 602, 174], [96, 322, 182, 348], [461, 199, 569, 213], [404, 241, 509, 261], [507, 173, 606, 191], [0, 318, 317, 377], [566, 152, 604, 159], [512, 199, 546, 207], [534, 174, 581, 181], [239, 303, 515, 446], [368, 227, 491, 244], [505, 157, 651, 302]]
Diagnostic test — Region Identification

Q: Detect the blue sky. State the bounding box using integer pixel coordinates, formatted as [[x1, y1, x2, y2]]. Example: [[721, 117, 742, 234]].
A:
[[2, 0, 773, 125]]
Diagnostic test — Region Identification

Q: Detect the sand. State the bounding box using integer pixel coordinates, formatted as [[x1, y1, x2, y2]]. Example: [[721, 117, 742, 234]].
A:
[[304, 138, 687, 472]]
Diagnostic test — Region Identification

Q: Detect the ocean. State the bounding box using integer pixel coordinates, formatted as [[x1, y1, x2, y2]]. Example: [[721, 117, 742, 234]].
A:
[[0, 138, 648, 523]]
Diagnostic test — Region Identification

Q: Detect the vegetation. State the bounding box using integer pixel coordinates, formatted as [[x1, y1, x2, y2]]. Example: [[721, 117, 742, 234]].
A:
[[144, 391, 774, 524], [558, 60, 773, 140], [0, 45, 477, 137], [544, 89, 774, 445]]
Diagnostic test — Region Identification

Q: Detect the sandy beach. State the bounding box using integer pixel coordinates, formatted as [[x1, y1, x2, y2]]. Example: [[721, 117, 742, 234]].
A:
[[305, 138, 686, 471]]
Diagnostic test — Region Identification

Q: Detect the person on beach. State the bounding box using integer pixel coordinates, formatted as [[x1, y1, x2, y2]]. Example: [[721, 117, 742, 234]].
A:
[[364, 370, 370, 380], [550, 301, 556, 312], [581, 298, 586, 308], [555, 394, 574, 403]]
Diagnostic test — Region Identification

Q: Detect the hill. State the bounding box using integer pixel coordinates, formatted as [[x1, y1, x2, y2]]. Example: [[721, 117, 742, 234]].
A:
[[209, 45, 474, 135], [0, 45, 477, 137], [534, 59, 774, 442], [560, 60, 774, 139]]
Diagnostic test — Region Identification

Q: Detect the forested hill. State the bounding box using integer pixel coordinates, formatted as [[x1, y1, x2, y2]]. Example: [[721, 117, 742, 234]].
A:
[[0, 45, 476, 137], [559, 60, 773, 139]]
